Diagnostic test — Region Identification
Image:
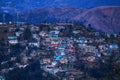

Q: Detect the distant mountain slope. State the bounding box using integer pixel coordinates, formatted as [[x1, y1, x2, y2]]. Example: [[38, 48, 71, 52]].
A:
[[20, 6, 120, 33], [20, 6, 86, 23], [0, 6, 120, 33], [74, 6, 120, 33]]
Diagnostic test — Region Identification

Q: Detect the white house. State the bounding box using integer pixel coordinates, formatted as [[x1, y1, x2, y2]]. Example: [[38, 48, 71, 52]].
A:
[[28, 39, 39, 47], [8, 36, 18, 45]]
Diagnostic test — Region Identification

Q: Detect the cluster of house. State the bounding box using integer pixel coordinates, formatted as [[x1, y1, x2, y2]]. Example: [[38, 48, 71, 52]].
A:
[[0, 23, 120, 80]]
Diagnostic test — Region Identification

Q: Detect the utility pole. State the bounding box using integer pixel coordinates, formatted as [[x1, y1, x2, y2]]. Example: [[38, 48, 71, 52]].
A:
[[16, 11, 19, 27], [13, 5, 17, 25], [3, 13, 5, 24]]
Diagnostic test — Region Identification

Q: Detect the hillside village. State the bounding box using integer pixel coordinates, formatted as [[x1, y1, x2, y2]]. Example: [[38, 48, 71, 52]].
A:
[[0, 22, 120, 80]]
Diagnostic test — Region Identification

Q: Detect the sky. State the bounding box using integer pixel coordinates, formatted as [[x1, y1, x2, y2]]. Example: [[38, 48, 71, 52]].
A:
[[0, 0, 120, 12]]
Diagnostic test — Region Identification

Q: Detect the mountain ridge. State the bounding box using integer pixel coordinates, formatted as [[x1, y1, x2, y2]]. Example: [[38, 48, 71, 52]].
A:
[[0, 6, 120, 33]]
